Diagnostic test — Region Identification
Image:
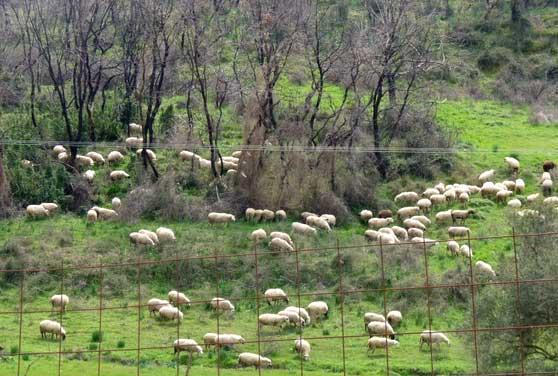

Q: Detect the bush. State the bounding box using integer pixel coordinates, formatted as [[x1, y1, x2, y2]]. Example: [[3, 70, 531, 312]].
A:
[[91, 330, 103, 343], [117, 340, 126, 349], [158, 105, 175, 138], [10, 345, 18, 355], [477, 48, 511, 72]]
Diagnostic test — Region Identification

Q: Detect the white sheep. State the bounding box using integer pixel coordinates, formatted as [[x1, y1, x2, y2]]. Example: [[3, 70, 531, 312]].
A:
[[75, 155, 94, 167], [397, 206, 420, 219], [26, 204, 50, 219], [364, 230, 380, 242], [368, 217, 394, 229], [301, 211, 318, 220], [387, 311, 403, 326], [111, 197, 121, 210], [407, 228, 424, 239], [147, 298, 170, 316], [478, 169, 495, 183], [215, 334, 246, 349], [107, 151, 124, 163], [110, 170, 130, 181], [173, 339, 203, 355], [125, 136, 143, 148], [53, 145, 66, 156], [264, 288, 289, 305], [158, 305, 183, 321], [367, 337, 399, 354], [179, 150, 197, 161], [364, 312, 386, 331], [87, 209, 98, 224], [50, 294, 69, 313], [496, 190, 513, 202], [419, 330, 450, 350], [92, 207, 118, 220], [275, 210, 287, 221], [430, 194, 447, 205], [422, 188, 440, 198], [411, 237, 439, 249], [527, 193, 540, 203], [250, 228, 267, 243], [459, 244, 473, 258], [208, 212, 236, 224], [292, 222, 317, 236], [203, 333, 218, 350], [156, 227, 176, 243], [270, 232, 294, 246], [40, 203, 58, 214], [261, 209, 275, 221], [367, 321, 395, 338], [403, 219, 426, 231], [448, 226, 471, 238], [285, 307, 311, 324], [391, 226, 408, 241], [136, 148, 157, 161], [476, 261, 496, 277], [85, 151, 105, 164], [459, 192, 470, 203], [360, 210, 374, 222], [411, 215, 431, 226], [395, 192, 419, 203], [444, 189, 457, 201], [258, 313, 289, 329], [505, 156, 520, 172], [58, 152, 69, 162], [278, 310, 305, 327], [245, 208, 256, 221], [306, 215, 331, 231], [451, 209, 475, 223], [447, 240, 460, 256], [39, 320, 66, 341], [481, 182, 498, 197], [139, 229, 159, 244], [508, 199, 522, 208], [269, 237, 295, 253], [544, 196, 558, 206], [294, 339, 311, 360], [378, 232, 399, 245], [83, 170, 96, 183], [542, 179, 553, 196], [503, 180, 516, 191], [210, 297, 235, 314], [307, 301, 329, 321], [129, 232, 155, 246], [168, 291, 191, 308], [129, 123, 143, 135], [416, 198, 432, 212], [238, 353, 272, 369], [320, 214, 336, 226]]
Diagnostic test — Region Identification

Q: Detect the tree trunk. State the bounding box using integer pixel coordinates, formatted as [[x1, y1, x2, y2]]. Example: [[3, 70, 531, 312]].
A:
[[0, 144, 12, 217], [511, 0, 523, 23]]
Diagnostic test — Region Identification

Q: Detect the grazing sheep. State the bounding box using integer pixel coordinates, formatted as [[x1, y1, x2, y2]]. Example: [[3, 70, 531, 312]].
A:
[[125, 136, 142, 148], [478, 169, 495, 183], [92, 207, 118, 220], [481, 182, 498, 197], [107, 151, 124, 163], [391, 226, 408, 241], [264, 288, 289, 305], [544, 196, 558, 206], [301, 212, 318, 221], [476, 261, 496, 277], [368, 217, 394, 229], [41, 203, 58, 214], [210, 297, 235, 313], [75, 155, 94, 167], [435, 210, 453, 224], [367, 337, 400, 354], [508, 199, 522, 208], [270, 232, 294, 246], [502, 180, 516, 191], [496, 190, 513, 202], [275, 210, 287, 221], [320, 214, 336, 226], [261, 209, 275, 221], [527, 193, 541, 203], [447, 240, 460, 256], [448, 226, 471, 238], [294, 339, 311, 360], [110, 170, 130, 181], [435, 182, 446, 193], [364, 313, 385, 331], [129, 122, 143, 135], [173, 339, 203, 355], [245, 208, 256, 221], [215, 334, 246, 349], [208, 212, 236, 224], [360, 210, 374, 222], [278, 310, 305, 327], [26, 205, 49, 219], [50, 294, 69, 313], [58, 152, 69, 162], [231, 151, 243, 158], [306, 215, 332, 231], [411, 237, 439, 248], [87, 209, 98, 224], [364, 230, 380, 242], [395, 192, 419, 203], [111, 197, 121, 210], [85, 151, 105, 164], [459, 192, 470, 203], [397, 207, 421, 219], [539, 172, 552, 184], [292, 222, 317, 236], [203, 333, 218, 350], [238, 353, 272, 369], [168, 291, 191, 308], [179, 150, 197, 161], [250, 229, 267, 243], [422, 188, 440, 198], [147, 298, 170, 316], [430, 194, 447, 205], [379, 228, 395, 236], [542, 179, 553, 196], [444, 189, 457, 201], [378, 210, 393, 218], [451, 209, 475, 223], [417, 199, 432, 212], [258, 313, 289, 329], [269, 237, 295, 253], [378, 233, 399, 245], [505, 157, 520, 173], [39, 320, 66, 341], [419, 330, 450, 350], [407, 228, 424, 239], [53, 145, 66, 156], [307, 301, 329, 321], [403, 219, 426, 231], [129, 232, 155, 246], [83, 170, 96, 183], [139, 229, 159, 244], [411, 215, 431, 226], [367, 321, 396, 339], [543, 161, 556, 172], [155, 227, 175, 243], [515, 179, 525, 193], [285, 307, 311, 324], [459, 244, 473, 258], [158, 305, 183, 321], [387, 311, 402, 326], [136, 148, 157, 161]]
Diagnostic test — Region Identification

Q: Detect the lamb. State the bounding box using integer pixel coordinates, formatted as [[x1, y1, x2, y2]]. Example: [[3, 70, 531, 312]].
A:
[[419, 330, 450, 350], [367, 337, 399, 353], [387, 311, 402, 326], [269, 237, 295, 253], [459, 244, 473, 258], [478, 169, 495, 183], [294, 339, 311, 360], [364, 230, 380, 242], [75, 155, 94, 167], [83, 170, 96, 183], [26, 205, 49, 219], [476, 261, 496, 277], [505, 156, 520, 173], [270, 232, 294, 247], [367, 321, 396, 338], [168, 291, 191, 308], [360, 210, 374, 222], [292, 222, 317, 236], [275, 210, 287, 221], [87, 209, 98, 223], [85, 151, 105, 164], [139, 229, 159, 244], [403, 219, 426, 231], [368, 217, 394, 229], [258, 313, 289, 329], [250, 229, 267, 243], [395, 192, 419, 203], [397, 207, 420, 219], [92, 207, 118, 220], [307, 301, 329, 321], [378, 210, 393, 218], [447, 240, 460, 255], [364, 313, 386, 331], [238, 353, 272, 369], [107, 151, 124, 163], [320, 214, 336, 226], [111, 197, 121, 211], [129, 232, 155, 246], [158, 305, 183, 321], [411, 215, 431, 226], [451, 209, 475, 223], [306, 215, 332, 231], [173, 339, 203, 355], [278, 310, 305, 327], [50, 294, 69, 313], [208, 212, 236, 224], [407, 228, 424, 239], [110, 170, 130, 181], [435, 210, 453, 224], [284, 307, 311, 324], [40, 203, 58, 214], [416, 199, 432, 212], [58, 152, 69, 162], [53, 145, 66, 156], [264, 288, 289, 305], [147, 298, 170, 316], [508, 199, 522, 208], [39, 320, 66, 341], [210, 297, 235, 313], [448, 226, 471, 238]]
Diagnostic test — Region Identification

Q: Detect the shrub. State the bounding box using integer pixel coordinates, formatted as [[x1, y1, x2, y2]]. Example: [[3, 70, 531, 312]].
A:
[[117, 340, 126, 349], [10, 345, 18, 355], [158, 105, 175, 138], [477, 48, 511, 72], [88, 343, 98, 351], [91, 330, 103, 343]]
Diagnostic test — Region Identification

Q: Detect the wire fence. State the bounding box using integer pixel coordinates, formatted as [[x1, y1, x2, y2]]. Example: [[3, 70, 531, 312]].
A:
[[1, 230, 558, 375]]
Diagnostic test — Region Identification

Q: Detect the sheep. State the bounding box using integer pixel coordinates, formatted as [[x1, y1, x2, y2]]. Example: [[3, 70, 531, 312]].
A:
[[419, 330, 450, 350], [245, 208, 256, 221], [136, 148, 157, 161], [85, 151, 105, 164], [53, 145, 66, 156], [264, 288, 289, 305], [459, 244, 473, 258], [502, 180, 516, 191], [307, 301, 329, 321], [481, 182, 499, 197], [478, 169, 495, 183], [368, 217, 395, 230], [447, 240, 460, 255], [505, 156, 520, 173], [422, 188, 440, 198], [26, 205, 49, 219], [58, 152, 69, 162], [129, 232, 155, 246], [544, 196, 558, 206], [41, 203, 58, 214], [250, 228, 267, 243], [367, 337, 400, 354], [50, 294, 69, 313], [391, 226, 408, 241], [210, 297, 235, 314], [275, 210, 287, 221], [278, 310, 305, 327], [435, 210, 453, 224], [320, 214, 336, 226], [158, 305, 183, 321], [21, 159, 33, 168], [129, 122, 143, 135], [208, 212, 236, 224], [75, 155, 94, 167], [226, 169, 237, 177], [451, 209, 475, 223], [83, 170, 96, 183], [360, 210, 374, 222], [139, 229, 159, 244], [258, 313, 289, 329], [111, 197, 122, 211], [215, 334, 246, 349], [379, 228, 395, 236], [39, 320, 66, 341], [397, 207, 420, 219], [292, 222, 317, 236], [448, 226, 471, 238], [542, 179, 553, 196], [395, 192, 419, 203], [285, 307, 311, 324], [301, 212, 318, 220], [430, 194, 447, 205], [543, 160, 556, 172], [515, 179, 525, 193], [253, 209, 263, 221], [173, 339, 203, 355], [270, 232, 294, 246], [364, 312, 386, 331], [203, 333, 218, 350], [407, 228, 424, 239], [147, 298, 170, 316], [306, 215, 331, 231], [378, 232, 399, 245], [496, 190, 513, 202], [238, 353, 272, 369], [411, 215, 431, 226], [444, 189, 457, 201], [232, 151, 243, 158], [294, 339, 311, 360], [411, 237, 439, 248], [367, 321, 396, 339], [378, 209, 393, 218], [403, 219, 426, 231], [168, 291, 191, 308], [269, 237, 295, 253], [527, 193, 541, 203], [387, 311, 402, 326], [261, 209, 275, 221], [110, 170, 130, 181], [476, 261, 496, 277], [87, 209, 98, 224], [107, 151, 124, 163], [459, 192, 470, 203], [125, 136, 142, 148], [417, 199, 432, 212], [539, 172, 552, 184], [508, 199, 522, 209], [92, 207, 118, 220], [364, 230, 380, 242], [179, 150, 197, 161]]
